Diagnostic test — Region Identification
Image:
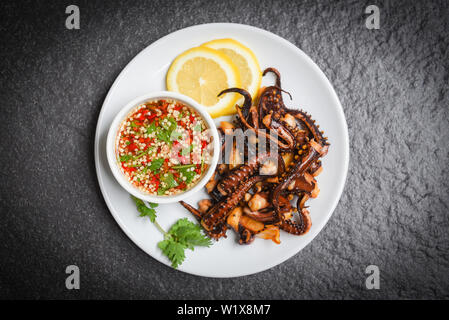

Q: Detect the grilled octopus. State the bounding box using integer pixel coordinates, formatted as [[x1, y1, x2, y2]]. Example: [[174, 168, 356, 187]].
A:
[[180, 67, 330, 243]]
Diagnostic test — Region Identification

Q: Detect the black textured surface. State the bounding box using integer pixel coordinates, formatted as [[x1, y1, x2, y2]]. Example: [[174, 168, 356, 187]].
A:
[[1, 0, 448, 299]]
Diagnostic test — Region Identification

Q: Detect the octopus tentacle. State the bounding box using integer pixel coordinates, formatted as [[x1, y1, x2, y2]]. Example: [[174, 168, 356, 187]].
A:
[[257, 86, 292, 126], [287, 175, 315, 193], [292, 110, 330, 151], [236, 106, 294, 151], [249, 105, 259, 129], [218, 88, 252, 123], [271, 141, 321, 225], [279, 208, 311, 235], [201, 175, 264, 233], [278, 192, 312, 235], [216, 164, 254, 196], [243, 207, 275, 222], [238, 226, 255, 245], [243, 196, 292, 223], [179, 201, 202, 220], [262, 113, 297, 150], [217, 152, 285, 196], [263, 67, 282, 88]]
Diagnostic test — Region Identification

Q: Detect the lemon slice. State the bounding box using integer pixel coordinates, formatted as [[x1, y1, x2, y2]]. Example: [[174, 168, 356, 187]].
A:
[[166, 46, 241, 118], [202, 38, 262, 105]]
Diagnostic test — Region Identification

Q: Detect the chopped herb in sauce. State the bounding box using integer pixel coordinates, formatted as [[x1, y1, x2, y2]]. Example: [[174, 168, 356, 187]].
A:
[[116, 99, 212, 195]]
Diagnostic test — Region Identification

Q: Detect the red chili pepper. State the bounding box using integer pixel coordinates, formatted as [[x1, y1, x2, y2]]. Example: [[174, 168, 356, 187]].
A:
[[195, 164, 201, 174], [147, 114, 156, 121], [123, 166, 136, 173], [201, 140, 208, 149], [150, 175, 160, 190], [189, 115, 194, 122], [174, 105, 182, 111], [128, 143, 138, 152]]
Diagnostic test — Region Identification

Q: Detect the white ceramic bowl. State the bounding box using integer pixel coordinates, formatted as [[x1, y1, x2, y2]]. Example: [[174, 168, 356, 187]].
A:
[[106, 91, 220, 204]]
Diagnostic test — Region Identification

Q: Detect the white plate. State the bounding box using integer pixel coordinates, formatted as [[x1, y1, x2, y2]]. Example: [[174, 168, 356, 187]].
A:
[[94, 23, 349, 278]]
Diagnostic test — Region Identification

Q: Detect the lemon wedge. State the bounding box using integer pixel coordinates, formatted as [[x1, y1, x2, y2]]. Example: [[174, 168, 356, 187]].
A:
[[166, 46, 241, 118], [201, 38, 262, 105]]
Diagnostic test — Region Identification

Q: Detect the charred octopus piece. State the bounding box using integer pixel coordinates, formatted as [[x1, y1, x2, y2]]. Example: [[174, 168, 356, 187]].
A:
[[215, 152, 285, 197], [271, 140, 324, 235], [218, 88, 254, 127], [183, 175, 264, 240], [263, 67, 282, 88]]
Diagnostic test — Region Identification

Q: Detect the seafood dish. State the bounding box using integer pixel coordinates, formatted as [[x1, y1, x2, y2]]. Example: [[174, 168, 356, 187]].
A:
[[180, 67, 329, 245]]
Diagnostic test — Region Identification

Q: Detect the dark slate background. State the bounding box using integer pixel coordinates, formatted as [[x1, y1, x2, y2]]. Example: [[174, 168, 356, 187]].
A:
[[0, 0, 448, 299]]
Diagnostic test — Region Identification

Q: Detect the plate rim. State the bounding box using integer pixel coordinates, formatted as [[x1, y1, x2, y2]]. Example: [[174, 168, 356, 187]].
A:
[[94, 22, 350, 278]]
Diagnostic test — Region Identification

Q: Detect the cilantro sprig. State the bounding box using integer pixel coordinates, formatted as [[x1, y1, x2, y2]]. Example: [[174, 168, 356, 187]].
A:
[[156, 116, 178, 144], [120, 154, 132, 162], [158, 218, 212, 268], [132, 196, 157, 222], [131, 196, 212, 268]]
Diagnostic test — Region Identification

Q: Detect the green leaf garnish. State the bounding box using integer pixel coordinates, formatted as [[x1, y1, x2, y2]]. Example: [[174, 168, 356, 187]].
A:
[[160, 172, 178, 189], [157, 240, 186, 269], [174, 166, 196, 184], [149, 158, 164, 172], [158, 218, 212, 268], [156, 117, 179, 144], [171, 164, 195, 169], [156, 129, 171, 143], [131, 196, 211, 269], [167, 117, 177, 130], [146, 121, 156, 134], [168, 218, 212, 248], [132, 196, 158, 222], [120, 154, 132, 162], [134, 151, 146, 160]]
